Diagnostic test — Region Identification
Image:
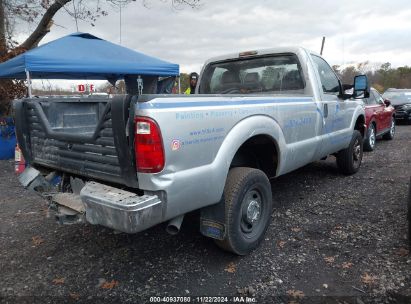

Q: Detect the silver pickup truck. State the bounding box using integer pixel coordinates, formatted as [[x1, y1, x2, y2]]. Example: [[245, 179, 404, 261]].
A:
[[15, 47, 369, 255]]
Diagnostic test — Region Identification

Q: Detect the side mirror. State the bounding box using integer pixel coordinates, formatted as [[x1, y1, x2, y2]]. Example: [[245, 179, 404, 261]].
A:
[[353, 75, 370, 98], [384, 99, 391, 107]]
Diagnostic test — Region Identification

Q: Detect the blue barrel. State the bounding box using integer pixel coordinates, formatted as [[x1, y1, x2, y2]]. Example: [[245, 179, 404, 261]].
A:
[[0, 122, 16, 160]]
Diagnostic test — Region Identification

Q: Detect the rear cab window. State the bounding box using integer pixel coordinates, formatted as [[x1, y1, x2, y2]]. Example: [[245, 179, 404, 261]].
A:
[[199, 54, 306, 95]]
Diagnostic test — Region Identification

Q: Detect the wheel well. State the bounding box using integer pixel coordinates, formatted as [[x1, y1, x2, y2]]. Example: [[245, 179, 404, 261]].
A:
[[230, 135, 278, 178], [355, 115, 366, 138]]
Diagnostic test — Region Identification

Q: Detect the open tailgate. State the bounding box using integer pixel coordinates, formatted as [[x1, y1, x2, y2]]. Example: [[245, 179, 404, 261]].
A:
[[14, 95, 138, 187]]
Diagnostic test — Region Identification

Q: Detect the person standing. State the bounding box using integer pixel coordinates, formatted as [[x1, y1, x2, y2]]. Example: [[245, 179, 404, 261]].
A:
[[185, 72, 199, 94]]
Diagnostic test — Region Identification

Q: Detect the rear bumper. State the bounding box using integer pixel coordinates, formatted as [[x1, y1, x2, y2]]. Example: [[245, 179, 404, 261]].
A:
[[19, 167, 163, 233], [80, 182, 163, 233]]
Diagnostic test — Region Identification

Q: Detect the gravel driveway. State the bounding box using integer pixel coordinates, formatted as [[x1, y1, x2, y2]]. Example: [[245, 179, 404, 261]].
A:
[[1, 126, 410, 304]]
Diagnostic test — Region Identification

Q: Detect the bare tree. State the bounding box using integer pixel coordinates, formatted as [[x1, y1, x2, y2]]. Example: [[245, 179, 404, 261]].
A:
[[0, 0, 201, 115], [1, 0, 201, 53], [19, 0, 72, 50]]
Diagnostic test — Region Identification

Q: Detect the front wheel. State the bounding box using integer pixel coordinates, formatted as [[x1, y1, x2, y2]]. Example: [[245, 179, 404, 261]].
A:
[[336, 130, 363, 175], [215, 167, 273, 255], [383, 118, 395, 140], [364, 123, 376, 152]]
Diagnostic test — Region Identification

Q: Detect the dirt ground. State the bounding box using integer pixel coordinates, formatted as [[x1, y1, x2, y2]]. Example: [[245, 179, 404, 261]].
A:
[[0, 126, 410, 304]]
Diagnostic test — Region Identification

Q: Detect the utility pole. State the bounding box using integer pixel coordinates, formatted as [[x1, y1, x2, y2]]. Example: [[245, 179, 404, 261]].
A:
[[320, 36, 326, 56], [111, 0, 128, 45], [119, 2, 122, 45]]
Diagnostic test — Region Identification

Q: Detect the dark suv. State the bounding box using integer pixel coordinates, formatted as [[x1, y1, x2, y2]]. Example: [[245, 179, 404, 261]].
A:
[[382, 89, 411, 124]]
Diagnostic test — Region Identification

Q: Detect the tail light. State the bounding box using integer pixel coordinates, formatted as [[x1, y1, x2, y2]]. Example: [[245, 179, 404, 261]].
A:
[[15, 144, 26, 174], [134, 117, 165, 173]]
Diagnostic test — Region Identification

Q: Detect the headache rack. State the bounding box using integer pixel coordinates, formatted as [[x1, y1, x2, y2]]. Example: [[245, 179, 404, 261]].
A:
[[14, 95, 138, 188]]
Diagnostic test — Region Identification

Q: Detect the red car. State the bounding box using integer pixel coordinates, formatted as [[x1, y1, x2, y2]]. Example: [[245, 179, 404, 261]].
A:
[[363, 88, 396, 151]]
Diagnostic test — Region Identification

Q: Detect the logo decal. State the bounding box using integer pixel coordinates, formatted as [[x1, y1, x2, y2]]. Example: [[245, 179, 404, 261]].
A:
[[171, 139, 181, 151]]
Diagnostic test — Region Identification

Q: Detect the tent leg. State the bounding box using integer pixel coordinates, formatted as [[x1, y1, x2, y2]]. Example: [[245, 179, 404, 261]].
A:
[[178, 77, 181, 94], [25, 70, 32, 98]]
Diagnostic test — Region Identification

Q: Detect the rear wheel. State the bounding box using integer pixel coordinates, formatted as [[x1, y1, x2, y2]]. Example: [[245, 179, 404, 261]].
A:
[[215, 167, 273, 255], [336, 130, 363, 175], [383, 118, 395, 140], [364, 123, 376, 152]]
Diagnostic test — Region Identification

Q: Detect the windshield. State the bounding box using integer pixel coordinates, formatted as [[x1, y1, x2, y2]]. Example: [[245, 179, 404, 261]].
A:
[[382, 90, 411, 105], [199, 54, 305, 94]]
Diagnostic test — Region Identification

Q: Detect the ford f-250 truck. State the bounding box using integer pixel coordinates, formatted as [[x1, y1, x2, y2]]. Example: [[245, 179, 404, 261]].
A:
[[15, 47, 369, 255]]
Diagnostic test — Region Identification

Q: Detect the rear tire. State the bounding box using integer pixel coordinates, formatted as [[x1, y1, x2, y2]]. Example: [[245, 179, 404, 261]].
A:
[[336, 130, 363, 175], [383, 118, 395, 140], [215, 167, 273, 255], [364, 123, 376, 152]]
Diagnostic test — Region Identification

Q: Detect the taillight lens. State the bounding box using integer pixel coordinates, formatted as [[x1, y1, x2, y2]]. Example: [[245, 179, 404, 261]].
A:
[[134, 117, 165, 173]]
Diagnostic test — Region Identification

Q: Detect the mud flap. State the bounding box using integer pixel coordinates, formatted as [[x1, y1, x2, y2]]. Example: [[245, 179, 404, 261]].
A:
[[200, 200, 226, 240]]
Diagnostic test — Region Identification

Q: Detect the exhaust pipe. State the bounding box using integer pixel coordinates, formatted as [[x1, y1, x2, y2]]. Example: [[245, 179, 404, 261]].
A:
[[166, 214, 185, 235]]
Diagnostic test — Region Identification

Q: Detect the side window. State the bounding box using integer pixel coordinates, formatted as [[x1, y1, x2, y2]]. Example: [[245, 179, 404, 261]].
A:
[[311, 55, 340, 94], [374, 90, 385, 104]]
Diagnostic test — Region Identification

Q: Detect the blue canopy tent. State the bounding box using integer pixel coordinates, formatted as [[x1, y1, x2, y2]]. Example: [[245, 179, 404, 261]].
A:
[[0, 32, 180, 95]]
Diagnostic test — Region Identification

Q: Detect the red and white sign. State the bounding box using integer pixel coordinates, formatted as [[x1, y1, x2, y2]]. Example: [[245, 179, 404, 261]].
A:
[[77, 84, 95, 92]]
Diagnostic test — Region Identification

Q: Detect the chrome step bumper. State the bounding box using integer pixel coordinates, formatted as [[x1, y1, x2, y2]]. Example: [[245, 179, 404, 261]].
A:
[[80, 182, 163, 233]]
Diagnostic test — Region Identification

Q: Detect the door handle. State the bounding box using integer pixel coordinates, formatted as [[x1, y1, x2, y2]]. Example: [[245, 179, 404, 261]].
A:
[[323, 103, 328, 118]]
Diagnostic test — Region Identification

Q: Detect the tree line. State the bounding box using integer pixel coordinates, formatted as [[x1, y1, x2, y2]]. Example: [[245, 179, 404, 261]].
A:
[[333, 62, 411, 93]]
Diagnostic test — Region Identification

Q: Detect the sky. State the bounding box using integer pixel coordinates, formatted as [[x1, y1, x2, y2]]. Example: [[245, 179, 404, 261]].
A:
[[14, 0, 411, 90]]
